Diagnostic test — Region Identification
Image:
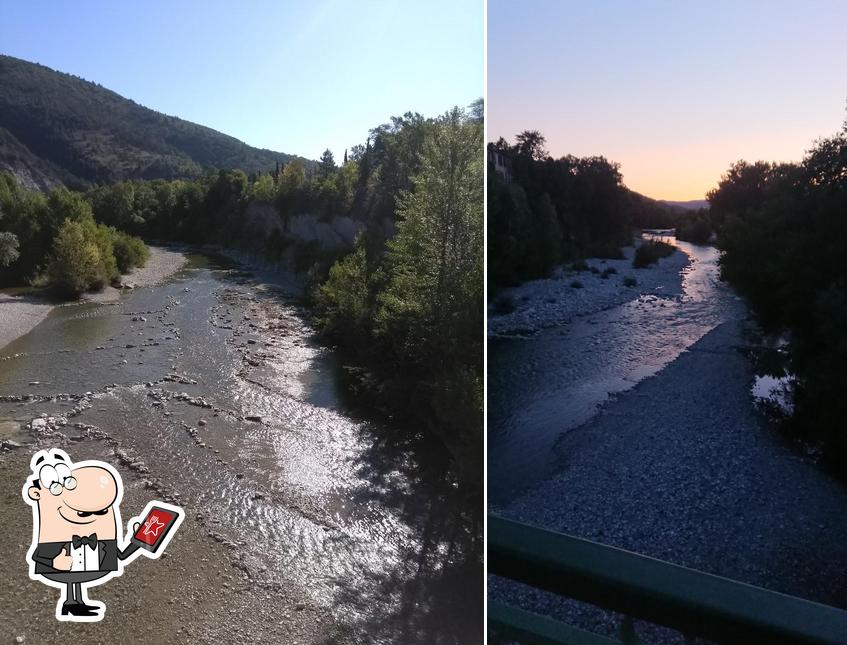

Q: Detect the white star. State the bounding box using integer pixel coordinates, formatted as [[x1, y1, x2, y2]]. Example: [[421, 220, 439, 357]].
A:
[[143, 515, 165, 538]]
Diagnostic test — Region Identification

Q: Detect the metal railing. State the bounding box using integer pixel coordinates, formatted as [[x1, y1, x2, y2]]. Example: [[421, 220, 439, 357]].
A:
[[488, 515, 847, 644]]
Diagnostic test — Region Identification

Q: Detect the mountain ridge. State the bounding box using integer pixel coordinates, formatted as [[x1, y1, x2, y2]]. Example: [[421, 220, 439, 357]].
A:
[[0, 54, 307, 190]]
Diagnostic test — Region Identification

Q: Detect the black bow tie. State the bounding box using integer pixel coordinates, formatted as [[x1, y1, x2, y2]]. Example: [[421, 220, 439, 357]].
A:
[[72, 533, 98, 549]]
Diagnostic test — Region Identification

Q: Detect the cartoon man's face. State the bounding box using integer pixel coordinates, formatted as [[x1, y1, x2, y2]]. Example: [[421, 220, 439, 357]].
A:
[[27, 462, 119, 543]]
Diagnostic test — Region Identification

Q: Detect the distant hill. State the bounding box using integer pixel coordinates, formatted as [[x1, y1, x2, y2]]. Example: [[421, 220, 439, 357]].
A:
[[660, 199, 709, 211], [0, 55, 306, 191]]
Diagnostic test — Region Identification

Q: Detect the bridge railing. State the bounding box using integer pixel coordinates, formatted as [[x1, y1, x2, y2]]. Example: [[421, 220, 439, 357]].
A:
[[488, 515, 847, 644]]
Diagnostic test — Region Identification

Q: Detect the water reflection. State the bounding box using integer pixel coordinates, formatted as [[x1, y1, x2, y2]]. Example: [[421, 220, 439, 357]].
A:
[[488, 240, 742, 506], [0, 251, 481, 643]]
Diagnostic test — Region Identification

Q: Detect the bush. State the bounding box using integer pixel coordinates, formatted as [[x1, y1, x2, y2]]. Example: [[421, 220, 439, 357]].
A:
[[633, 240, 674, 268], [569, 259, 589, 272], [570, 280, 583, 289], [47, 218, 148, 296], [676, 217, 712, 245], [623, 276, 637, 287], [589, 266, 600, 274], [601, 266, 618, 277], [111, 230, 149, 273]]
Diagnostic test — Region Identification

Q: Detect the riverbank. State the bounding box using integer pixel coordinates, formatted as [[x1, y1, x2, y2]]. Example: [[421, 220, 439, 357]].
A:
[[0, 292, 54, 353], [0, 246, 187, 353], [487, 243, 690, 337], [82, 245, 189, 303]]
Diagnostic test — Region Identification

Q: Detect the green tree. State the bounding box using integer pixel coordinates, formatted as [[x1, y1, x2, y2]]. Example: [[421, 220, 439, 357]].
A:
[[48, 219, 102, 295], [251, 173, 276, 202], [378, 107, 483, 370], [318, 149, 336, 179]]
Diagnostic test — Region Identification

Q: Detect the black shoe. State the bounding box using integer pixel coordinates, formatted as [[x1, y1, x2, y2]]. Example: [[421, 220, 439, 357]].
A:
[[61, 602, 99, 617]]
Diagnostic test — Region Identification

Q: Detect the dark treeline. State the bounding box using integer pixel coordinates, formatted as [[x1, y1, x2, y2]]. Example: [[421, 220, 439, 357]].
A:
[[488, 130, 681, 286], [712, 113, 847, 473], [0, 105, 483, 490]]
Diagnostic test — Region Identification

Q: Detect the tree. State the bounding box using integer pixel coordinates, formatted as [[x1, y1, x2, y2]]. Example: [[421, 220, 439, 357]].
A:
[[319, 149, 336, 179], [48, 219, 102, 295], [250, 173, 276, 202], [378, 106, 483, 367], [515, 130, 548, 161], [279, 159, 306, 194], [468, 97, 484, 122]]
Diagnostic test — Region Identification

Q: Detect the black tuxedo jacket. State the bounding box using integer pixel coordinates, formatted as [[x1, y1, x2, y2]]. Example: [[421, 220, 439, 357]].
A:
[[32, 539, 127, 574]]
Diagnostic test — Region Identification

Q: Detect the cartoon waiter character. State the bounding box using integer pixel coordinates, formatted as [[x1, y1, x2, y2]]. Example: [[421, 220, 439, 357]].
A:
[[22, 449, 183, 621]]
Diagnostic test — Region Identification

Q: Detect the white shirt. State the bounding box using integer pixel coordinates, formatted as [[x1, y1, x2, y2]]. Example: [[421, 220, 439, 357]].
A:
[[69, 540, 100, 572]]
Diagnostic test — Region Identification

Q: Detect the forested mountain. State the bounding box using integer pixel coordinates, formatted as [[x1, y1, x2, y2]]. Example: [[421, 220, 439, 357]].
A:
[[0, 55, 304, 190]]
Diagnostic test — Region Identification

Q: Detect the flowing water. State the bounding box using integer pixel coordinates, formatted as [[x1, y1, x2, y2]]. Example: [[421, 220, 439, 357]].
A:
[[0, 252, 481, 643], [488, 240, 744, 506]]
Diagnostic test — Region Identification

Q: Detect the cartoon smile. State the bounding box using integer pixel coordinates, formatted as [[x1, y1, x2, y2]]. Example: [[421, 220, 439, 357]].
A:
[[57, 504, 99, 525]]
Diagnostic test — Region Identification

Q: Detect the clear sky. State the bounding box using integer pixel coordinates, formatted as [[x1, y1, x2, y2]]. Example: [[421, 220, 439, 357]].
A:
[[1, 0, 483, 162], [489, 0, 847, 201]]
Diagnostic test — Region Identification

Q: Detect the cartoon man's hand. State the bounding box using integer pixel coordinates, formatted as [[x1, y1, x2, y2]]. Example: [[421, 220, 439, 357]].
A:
[[52, 548, 73, 571]]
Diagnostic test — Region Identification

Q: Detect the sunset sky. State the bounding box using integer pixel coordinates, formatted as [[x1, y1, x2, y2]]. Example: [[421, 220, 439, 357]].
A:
[[488, 0, 847, 201]]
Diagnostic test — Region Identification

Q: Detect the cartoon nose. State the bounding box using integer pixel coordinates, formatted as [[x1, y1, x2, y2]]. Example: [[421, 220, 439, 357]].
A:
[[64, 466, 118, 512]]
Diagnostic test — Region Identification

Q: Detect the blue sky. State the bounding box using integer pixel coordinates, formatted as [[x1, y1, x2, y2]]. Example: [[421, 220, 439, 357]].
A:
[[1, 0, 483, 162], [489, 0, 847, 200]]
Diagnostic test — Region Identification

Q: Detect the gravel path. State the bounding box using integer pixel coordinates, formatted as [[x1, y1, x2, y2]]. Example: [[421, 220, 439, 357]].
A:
[[491, 317, 847, 641]]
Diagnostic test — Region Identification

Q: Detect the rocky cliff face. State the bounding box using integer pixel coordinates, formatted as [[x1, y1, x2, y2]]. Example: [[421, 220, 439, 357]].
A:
[[234, 202, 392, 278], [243, 201, 392, 250]]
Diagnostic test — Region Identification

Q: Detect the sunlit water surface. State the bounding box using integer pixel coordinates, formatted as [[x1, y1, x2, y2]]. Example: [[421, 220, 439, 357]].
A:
[[0, 252, 481, 643]]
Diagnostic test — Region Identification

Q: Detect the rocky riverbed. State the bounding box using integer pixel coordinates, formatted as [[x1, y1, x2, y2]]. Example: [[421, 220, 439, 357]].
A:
[[0, 250, 481, 644], [487, 243, 689, 338], [489, 238, 847, 642]]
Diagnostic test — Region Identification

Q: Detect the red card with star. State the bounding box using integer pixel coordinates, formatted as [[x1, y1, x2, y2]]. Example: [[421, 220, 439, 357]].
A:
[[132, 506, 178, 551]]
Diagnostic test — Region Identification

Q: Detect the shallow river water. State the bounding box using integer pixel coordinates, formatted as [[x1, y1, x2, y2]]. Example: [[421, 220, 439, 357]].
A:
[[0, 252, 481, 644], [488, 240, 742, 505]]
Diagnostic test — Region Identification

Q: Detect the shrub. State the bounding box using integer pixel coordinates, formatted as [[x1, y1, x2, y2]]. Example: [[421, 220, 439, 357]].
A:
[[570, 280, 583, 289], [601, 266, 618, 277], [569, 259, 589, 272], [623, 276, 637, 287], [111, 230, 149, 273], [633, 240, 674, 268], [589, 266, 600, 274]]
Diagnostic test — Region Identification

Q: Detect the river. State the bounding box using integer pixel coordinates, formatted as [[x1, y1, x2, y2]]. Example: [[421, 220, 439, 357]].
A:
[[0, 250, 481, 644], [489, 239, 847, 641], [489, 240, 741, 506]]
